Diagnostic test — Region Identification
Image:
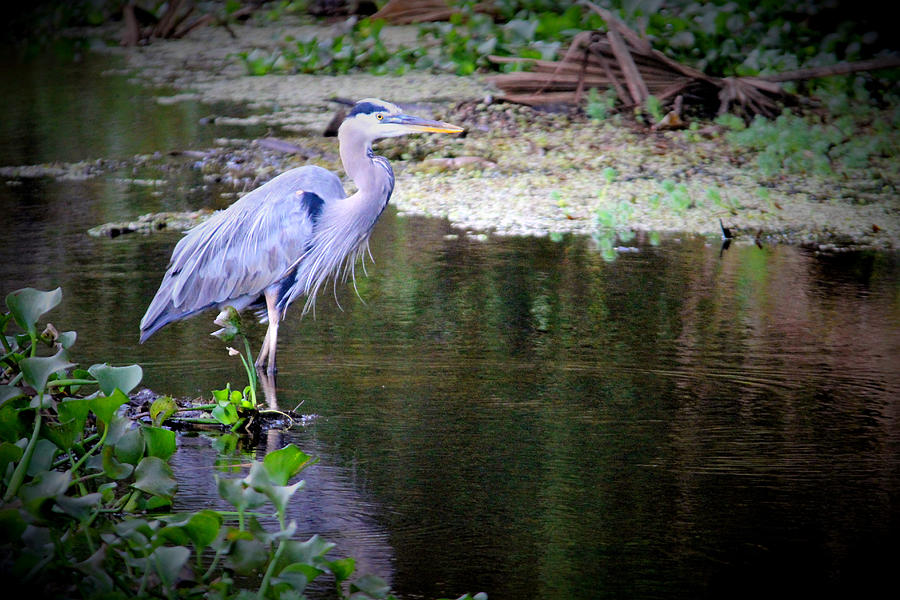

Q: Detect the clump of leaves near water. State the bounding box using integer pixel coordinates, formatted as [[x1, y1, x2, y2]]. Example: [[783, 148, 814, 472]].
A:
[[0, 287, 485, 600], [238, 3, 604, 76], [238, 17, 426, 76], [718, 96, 900, 177], [592, 169, 638, 262]]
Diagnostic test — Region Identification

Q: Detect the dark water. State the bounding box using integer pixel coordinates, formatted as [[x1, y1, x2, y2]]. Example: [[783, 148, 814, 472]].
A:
[[2, 48, 899, 600]]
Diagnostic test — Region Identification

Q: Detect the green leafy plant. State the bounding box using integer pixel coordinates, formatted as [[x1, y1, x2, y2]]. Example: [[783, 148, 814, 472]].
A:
[[592, 186, 635, 262], [212, 306, 258, 407], [725, 107, 900, 176], [644, 95, 664, 123], [659, 179, 694, 214], [0, 287, 485, 599], [237, 48, 288, 76], [586, 87, 619, 121]]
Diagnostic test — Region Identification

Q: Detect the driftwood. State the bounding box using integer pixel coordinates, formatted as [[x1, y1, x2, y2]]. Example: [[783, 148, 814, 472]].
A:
[[487, 0, 900, 118], [121, 0, 257, 46], [371, 0, 497, 24]]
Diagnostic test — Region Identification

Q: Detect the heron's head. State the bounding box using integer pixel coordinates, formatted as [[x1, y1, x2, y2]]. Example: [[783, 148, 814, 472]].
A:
[[339, 98, 464, 142]]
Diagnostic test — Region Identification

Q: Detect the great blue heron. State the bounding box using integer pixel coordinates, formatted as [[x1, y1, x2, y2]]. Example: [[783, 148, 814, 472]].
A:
[[140, 98, 463, 374]]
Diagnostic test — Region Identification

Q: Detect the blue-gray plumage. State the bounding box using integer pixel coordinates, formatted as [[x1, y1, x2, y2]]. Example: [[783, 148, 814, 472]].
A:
[[140, 98, 463, 374]]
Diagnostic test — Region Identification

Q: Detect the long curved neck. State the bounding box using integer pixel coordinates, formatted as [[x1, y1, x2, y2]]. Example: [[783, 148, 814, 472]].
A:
[[284, 125, 396, 315], [339, 125, 393, 199]]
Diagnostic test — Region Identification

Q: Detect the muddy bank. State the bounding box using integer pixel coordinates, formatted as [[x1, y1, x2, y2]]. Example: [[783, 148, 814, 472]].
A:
[[34, 19, 899, 250]]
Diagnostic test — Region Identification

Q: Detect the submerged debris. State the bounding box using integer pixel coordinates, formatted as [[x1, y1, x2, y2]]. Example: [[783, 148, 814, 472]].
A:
[[88, 210, 213, 238]]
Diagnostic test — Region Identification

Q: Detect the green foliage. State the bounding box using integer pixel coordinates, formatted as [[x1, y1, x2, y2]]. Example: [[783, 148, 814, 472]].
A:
[[586, 87, 618, 121], [633, 0, 885, 79], [657, 179, 694, 215], [237, 17, 425, 76], [592, 183, 636, 262], [1, 287, 479, 599], [724, 105, 900, 176], [212, 306, 258, 413], [238, 3, 603, 76], [644, 95, 664, 123]]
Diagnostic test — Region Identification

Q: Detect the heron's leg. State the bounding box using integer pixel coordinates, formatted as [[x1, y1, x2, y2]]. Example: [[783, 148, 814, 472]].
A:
[[256, 329, 270, 368], [255, 288, 280, 375]]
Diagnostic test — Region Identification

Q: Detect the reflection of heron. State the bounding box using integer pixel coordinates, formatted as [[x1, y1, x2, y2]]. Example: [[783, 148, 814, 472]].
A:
[[140, 99, 463, 374]]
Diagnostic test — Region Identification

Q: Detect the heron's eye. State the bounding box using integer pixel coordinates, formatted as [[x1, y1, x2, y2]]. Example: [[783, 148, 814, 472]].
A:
[[376, 113, 384, 120]]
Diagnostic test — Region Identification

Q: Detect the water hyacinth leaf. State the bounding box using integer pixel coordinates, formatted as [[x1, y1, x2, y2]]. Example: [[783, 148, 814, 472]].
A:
[[20, 469, 71, 516], [351, 574, 392, 598], [0, 442, 24, 478], [144, 495, 172, 511], [271, 567, 310, 594], [327, 557, 356, 583], [74, 545, 113, 591], [269, 483, 304, 517], [71, 368, 92, 380], [98, 481, 117, 503], [57, 330, 77, 349], [102, 445, 134, 480], [102, 412, 132, 446], [22, 523, 52, 552], [141, 425, 176, 460], [263, 444, 315, 485], [216, 476, 245, 508], [161, 510, 222, 551], [211, 401, 239, 426], [149, 395, 177, 426], [5, 287, 62, 337], [280, 534, 335, 567], [26, 439, 58, 476], [89, 388, 129, 425], [227, 537, 268, 574], [225, 527, 254, 542], [88, 363, 142, 396], [133, 456, 177, 499], [42, 419, 83, 450], [156, 523, 191, 546], [276, 558, 322, 585], [0, 384, 23, 406], [269, 519, 297, 543], [151, 545, 191, 588], [55, 492, 102, 520], [21, 348, 74, 394], [216, 475, 268, 510], [29, 391, 55, 410], [57, 397, 92, 431], [248, 463, 302, 515], [115, 517, 155, 540], [0, 404, 23, 441], [0, 508, 27, 543], [115, 427, 145, 466]]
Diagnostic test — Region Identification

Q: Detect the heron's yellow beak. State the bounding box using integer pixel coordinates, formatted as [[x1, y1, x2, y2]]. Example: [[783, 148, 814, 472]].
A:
[[392, 114, 464, 134]]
